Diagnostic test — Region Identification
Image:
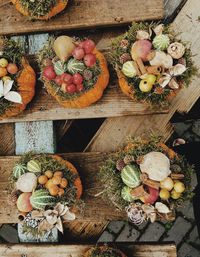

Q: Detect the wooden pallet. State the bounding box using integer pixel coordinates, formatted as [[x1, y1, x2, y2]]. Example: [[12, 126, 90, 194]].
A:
[[0, 153, 127, 224], [0, 243, 177, 257], [0, 0, 163, 35]]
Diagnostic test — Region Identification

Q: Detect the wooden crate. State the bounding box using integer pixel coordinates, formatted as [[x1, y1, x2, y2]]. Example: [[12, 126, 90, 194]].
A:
[[0, 243, 177, 257]]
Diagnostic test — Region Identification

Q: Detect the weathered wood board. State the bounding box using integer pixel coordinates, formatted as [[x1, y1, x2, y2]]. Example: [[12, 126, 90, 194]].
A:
[[0, 81, 168, 124], [0, 153, 126, 224], [0, 243, 177, 257], [0, 0, 163, 35]]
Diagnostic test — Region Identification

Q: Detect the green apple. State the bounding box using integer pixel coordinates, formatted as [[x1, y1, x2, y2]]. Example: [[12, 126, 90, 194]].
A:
[[145, 74, 157, 84]]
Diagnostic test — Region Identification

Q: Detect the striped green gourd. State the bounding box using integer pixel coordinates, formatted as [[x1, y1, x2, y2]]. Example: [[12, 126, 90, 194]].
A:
[[13, 163, 27, 179], [121, 164, 141, 188], [54, 60, 67, 75], [30, 189, 55, 210], [67, 58, 85, 74], [27, 160, 41, 173], [121, 186, 134, 202]]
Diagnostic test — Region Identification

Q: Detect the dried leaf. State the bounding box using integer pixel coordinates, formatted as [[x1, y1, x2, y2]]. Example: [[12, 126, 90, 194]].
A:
[[168, 79, 179, 89], [153, 24, 164, 35], [170, 64, 187, 76], [56, 217, 64, 233], [62, 210, 76, 221], [3, 80, 13, 95], [158, 73, 171, 88], [155, 202, 171, 214]]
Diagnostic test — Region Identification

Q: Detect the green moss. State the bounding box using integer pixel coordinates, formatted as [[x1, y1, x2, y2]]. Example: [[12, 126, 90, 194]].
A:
[[110, 22, 197, 107], [19, 0, 57, 18], [90, 247, 122, 257]]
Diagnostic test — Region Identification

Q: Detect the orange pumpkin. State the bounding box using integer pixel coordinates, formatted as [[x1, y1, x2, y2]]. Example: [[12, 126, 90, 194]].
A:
[[44, 48, 109, 108], [50, 155, 83, 199], [0, 58, 36, 120], [11, 0, 68, 20], [84, 246, 127, 257]]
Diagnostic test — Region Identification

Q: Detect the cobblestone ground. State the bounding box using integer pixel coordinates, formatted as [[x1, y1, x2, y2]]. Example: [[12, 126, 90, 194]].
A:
[[0, 120, 200, 256]]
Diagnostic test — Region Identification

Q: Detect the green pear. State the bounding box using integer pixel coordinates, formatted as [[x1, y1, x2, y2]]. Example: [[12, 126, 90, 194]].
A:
[[139, 79, 153, 92]]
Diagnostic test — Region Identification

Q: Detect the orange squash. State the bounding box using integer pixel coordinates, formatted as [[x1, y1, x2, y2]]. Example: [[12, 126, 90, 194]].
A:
[[44, 48, 109, 108], [0, 58, 36, 120], [84, 246, 126, 257], [50, 155, 83, 199], [11, 0, 68, 20]]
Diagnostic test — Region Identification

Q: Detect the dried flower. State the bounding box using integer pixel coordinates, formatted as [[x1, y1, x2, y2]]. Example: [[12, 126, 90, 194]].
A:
[[119, 53, 131, 64], [136, 30, 150, 40], [167, 42, 185, 59], [126, 203, 146, 225], [123, 155, 135, 164], [120, 39, 129, 49]]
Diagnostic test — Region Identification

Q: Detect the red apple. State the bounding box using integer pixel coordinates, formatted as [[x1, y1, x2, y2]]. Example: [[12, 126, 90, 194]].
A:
[[7, 63, 18, 75], [54, 75, 62, 85], [76, 83, 84, 92], [73, 73, 83, 85], [17, 192, 33, 213], [61, 73, 73, 84], [140, 186, 159, 204], [62, 83, 76, 94], [72, 47, 85, 60], [84, 53, 96, 67], [43, 66, 56, 80], [82, 39, 95, 54]]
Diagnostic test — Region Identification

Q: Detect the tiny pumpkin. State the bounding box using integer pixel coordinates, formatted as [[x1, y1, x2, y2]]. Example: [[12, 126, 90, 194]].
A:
[[11, 0, 68, 20]]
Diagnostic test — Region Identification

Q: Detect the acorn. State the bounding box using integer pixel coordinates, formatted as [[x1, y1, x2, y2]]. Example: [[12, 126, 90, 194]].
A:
[[116, 159, 126, 171]]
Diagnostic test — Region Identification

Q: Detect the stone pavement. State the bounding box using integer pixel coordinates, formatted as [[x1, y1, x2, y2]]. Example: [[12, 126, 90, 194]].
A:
[[0, 120, 200, 256]]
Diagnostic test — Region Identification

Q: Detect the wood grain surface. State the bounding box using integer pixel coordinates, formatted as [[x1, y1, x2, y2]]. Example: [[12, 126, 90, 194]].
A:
[[0, 153, 126, 224], [0, 0, 163, 35], [0, 243, 177, 257]]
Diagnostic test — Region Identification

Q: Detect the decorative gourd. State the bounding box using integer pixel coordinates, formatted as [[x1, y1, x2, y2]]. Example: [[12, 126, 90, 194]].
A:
[[122, 61, 137, 78], [13, 163, 27, 179], [54, 60, 67, 75], [153, 34, 170, 50], [45, 48, 109, 108], [11, 0, 68, 20], [16, 172, 37, 192], [121, 186, 134, 202], [30, 189, 55, 210], [121, 164, 141, 188], [27, 160, 41, 173], [66, 58, 85, 74], [0, 58, 36, 120]]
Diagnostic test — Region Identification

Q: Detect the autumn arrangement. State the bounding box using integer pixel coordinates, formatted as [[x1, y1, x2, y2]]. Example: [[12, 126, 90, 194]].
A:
[[99, 137, 194, 225], [0, 37, 36, 119], [9, 154, 83, 235], [110, 22, 196, 107], [11, 0, 68, 20], [38, 36, 109, 108], [84, 246, 126, 257]]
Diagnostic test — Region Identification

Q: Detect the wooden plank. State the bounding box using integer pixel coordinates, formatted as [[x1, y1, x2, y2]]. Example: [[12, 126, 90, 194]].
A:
[[0, 82, 169, 123], [0, 124, 15, 155], [0, 243, 177, 257], [0, 0, 163, 36], [0, 153, 127, 224], [86, 0, 200, 152]]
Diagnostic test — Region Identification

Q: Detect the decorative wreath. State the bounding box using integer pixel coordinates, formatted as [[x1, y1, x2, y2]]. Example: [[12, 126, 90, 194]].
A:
[[38, 36, 109, 108], [11, 0, 68, 20], [84, 246, 126, 257], [9, 153, 83, 236], [99, 137, 194, 225], [0, 37, 36, 119], [110, 22, 197, 107]]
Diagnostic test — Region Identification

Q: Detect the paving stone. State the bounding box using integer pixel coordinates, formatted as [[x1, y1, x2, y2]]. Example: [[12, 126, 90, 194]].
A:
[[0, 224, 19, 243], [98, 231, 116, 243], [107, 221, 125, 234], [174, 122, 192, 137], [191, 120, 200, 137], [188, 227, 200, 245], [139, 222, 165, 242], [179, 201, 195, 220], [115, 223, 140, 242], [178, 243, 200, 257], [163, 217, 192, 245]]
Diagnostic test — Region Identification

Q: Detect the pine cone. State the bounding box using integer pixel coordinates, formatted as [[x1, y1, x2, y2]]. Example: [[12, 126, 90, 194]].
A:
[[123, 154, 135, 164], [83, 69, 93, 81], [120, 39, 129, 49], [178, 57, 187, 66], [119, 53, 131, 64], [116, 159, 126, 171]]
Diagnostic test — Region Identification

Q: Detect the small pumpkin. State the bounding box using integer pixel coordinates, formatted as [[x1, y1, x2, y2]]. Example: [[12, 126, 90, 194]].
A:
[[44, 48, 109, 108], [84, 246, 127, 257], [0, 57, 36, 120], [11, 0, 68, 20]]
